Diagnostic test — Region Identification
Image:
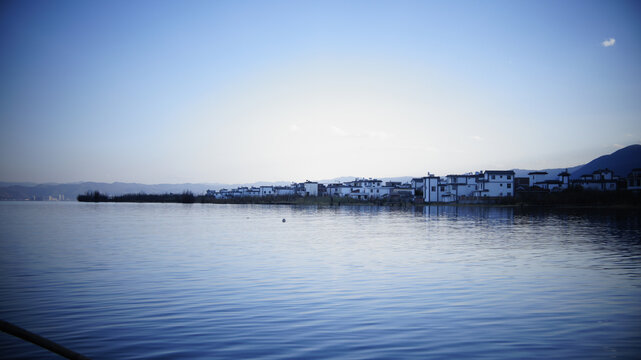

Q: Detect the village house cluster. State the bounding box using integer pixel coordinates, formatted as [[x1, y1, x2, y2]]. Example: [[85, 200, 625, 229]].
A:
[[205, 170, 516, 203], [525, 168, 641, 192], [207, 181, 320, 199], [207, 167, 641, 203], [206, 170, 519, 203]]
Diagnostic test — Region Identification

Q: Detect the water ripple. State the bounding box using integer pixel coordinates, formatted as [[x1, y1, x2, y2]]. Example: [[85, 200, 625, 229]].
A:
[[1, 203, 640, 359]]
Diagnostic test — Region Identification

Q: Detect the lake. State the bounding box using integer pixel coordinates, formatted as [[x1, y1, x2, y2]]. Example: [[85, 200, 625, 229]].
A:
[[1, 202, 640, 359]]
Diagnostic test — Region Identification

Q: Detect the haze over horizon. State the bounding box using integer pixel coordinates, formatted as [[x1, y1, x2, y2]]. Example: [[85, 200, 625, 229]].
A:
[[1, 1, 640, 184]]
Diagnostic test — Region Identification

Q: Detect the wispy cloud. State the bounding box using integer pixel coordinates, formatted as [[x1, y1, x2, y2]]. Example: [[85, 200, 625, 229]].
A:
[[613, 143, 624, 149], [469, 135, 483, 141], [396, 144, 440, 153], [368, 131, 390, 140], [602, 38, 615, 47], [289, 124, 301, 132], [330, 127, 391, 140], [331, 126, 349, 137]]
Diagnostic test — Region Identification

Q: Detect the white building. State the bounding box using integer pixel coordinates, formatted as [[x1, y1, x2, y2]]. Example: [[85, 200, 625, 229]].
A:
[[558, 170, 571, 190], [259, 186, 275, 196], [275, 186, 295, 196], [423, 175, 441, 203], [475, 170, 515, 198], [536, 180, 562, 191], [351, 179, 383, 198], [302, 181, 318, 196], [573, 169, 617, 191], [390, 184, 415, 201], [347, 188, 367, 200], [411, 178, 425, 194], [325, 178, 402, 200], [593, 169, 614, 181], [377, 186, 395, 199], [439, 174, 480, 202], [528, 171, 548, 187], [335, 184, 353, 197], [218, 189, 232, 199], [627, 169, 641, 191], [343, 178, 387, 200], [326, 183, 343, 197]]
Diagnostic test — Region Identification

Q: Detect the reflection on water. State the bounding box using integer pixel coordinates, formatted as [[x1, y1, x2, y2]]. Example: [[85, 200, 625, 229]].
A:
[[0, 202, 640, 359]]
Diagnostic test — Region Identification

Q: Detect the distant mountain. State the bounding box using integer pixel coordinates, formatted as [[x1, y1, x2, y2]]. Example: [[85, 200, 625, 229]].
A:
[[316, 176, 415, 184], [513, 165, 584, 180], [570, 144, 641, 179], [511, 144, 641, 180], [315, 176, 359, 184], [0, 181, 293, 201], [0, 182, 218, 201], [380, 176, 416, 184], [0, 181, 39, 187]]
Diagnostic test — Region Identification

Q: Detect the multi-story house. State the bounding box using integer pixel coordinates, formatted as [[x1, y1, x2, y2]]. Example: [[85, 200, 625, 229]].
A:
[[475, 170, 515, 198], [259, 186, 274, 196], [528, 171, 548, 187], [572, 169, 617, 191], [627, 169, 641, 191]]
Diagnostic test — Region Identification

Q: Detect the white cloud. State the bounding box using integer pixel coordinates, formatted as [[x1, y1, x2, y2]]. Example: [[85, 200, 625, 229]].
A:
[[602, 38, 616, 47], [396, 144, 440, 153], [368, 131, 390, 140], [331, 126, 349, 137], [469, 135, 483, 141], [613, 143, 624, 149], [289, 124, 301, 132]]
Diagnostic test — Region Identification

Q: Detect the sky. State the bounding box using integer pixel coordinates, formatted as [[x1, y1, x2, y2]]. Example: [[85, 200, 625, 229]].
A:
[[1, 0, 640, 184]]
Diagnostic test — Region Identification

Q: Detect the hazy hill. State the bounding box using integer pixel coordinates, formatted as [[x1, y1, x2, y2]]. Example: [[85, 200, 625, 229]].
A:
[[316, 176, 415, 184], [513, 165, 584, 180], [0, 181, 292, 201], [570, 144, 641, 178], [512, 144, 641, 180], [0, 182, 219, 201], [0, 181, 39, 187]]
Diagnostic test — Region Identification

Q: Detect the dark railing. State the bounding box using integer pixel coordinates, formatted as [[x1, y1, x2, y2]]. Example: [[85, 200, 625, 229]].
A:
[[0, 320, 91, 360]]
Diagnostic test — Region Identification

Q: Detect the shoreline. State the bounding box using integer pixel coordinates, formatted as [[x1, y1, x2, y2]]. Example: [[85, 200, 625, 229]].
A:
[[74, 193, 641, 210]]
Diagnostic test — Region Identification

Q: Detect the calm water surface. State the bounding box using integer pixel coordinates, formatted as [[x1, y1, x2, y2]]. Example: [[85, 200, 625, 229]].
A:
[[1, 202, 640, 359]]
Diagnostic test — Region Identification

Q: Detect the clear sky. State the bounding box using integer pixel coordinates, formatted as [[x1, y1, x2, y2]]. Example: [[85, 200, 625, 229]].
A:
[[1, 0, 640, 184]]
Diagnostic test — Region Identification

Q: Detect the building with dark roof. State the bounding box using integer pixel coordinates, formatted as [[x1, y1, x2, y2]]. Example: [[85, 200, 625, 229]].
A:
[[572, 169, 618, 191], [626, 168, 641, 191]]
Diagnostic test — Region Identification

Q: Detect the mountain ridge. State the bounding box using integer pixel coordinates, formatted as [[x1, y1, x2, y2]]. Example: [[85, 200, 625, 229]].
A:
[[569, 144, 641, 179], [512, 165, 584, 180]]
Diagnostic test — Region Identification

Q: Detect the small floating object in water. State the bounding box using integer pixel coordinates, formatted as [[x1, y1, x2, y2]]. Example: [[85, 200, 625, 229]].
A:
[[282, 218, 286, 223]]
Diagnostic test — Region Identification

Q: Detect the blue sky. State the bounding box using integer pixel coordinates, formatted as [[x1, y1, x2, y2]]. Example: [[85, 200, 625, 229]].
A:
[[1, 0, 640, 183]]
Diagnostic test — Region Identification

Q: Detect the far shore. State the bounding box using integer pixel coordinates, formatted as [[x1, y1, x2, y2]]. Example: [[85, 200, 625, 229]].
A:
[[74, 190, 641, 210]]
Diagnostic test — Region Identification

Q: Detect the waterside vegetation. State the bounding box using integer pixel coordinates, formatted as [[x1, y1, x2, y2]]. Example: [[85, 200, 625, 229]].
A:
[[78, 191, 196, 203], [77, 191, 412, 206], [77, 189, 641, 208]]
